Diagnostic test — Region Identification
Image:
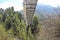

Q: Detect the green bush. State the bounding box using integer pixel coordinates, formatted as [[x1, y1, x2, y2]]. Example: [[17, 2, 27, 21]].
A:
[[0, 24, 14, 40]]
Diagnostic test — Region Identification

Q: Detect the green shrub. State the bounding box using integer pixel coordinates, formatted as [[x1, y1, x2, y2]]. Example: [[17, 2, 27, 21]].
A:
[[0, 24, 14, 40]]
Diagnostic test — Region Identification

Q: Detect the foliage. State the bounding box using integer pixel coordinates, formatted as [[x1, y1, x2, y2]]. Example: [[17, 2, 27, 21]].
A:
[[0, 7, 41, 40], [0, 24, 14, 40], [31, 15, 40, 34]]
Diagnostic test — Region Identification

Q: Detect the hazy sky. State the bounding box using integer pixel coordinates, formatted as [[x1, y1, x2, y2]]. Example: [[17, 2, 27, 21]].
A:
[[0, 0, 60, 11]]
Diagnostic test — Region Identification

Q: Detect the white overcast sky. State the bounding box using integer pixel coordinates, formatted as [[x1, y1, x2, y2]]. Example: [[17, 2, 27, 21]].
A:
[[0, 0, 60, 11]]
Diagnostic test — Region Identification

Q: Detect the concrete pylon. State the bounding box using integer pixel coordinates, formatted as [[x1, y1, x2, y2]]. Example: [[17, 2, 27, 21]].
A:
[[23, 0, 38, 26]]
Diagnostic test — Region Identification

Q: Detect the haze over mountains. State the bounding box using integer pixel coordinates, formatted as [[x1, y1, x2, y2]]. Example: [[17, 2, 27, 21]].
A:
[[35, 3, 60, 20], [36, 3, 60, 14], [36, 3, 54, 13]]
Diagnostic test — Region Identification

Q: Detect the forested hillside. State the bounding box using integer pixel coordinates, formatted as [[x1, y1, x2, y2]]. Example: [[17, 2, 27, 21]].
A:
[[0, 7, 41, 40], [0, 6, 60, 40]]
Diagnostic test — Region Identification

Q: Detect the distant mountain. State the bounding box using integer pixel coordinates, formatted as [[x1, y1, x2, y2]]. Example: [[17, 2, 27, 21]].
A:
[[36, 3, 54, 13], [35, 3, 59, 20]]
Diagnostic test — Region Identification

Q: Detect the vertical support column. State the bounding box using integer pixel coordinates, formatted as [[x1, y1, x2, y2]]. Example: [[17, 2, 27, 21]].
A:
[[23, 0, 38, 26]]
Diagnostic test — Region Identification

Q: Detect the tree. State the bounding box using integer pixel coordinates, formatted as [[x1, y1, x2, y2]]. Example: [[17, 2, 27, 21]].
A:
[[0, 13, 3, 22], [4, 7, 15, 30], [31, 15, 39, 34]]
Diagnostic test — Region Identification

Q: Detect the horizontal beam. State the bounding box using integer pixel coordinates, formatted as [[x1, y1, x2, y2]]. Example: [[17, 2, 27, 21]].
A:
[[23, 2, 37, 5]]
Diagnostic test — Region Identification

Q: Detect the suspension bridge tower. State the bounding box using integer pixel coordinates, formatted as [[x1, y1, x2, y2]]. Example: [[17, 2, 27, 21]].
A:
[[23, 0, 38, 26]]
